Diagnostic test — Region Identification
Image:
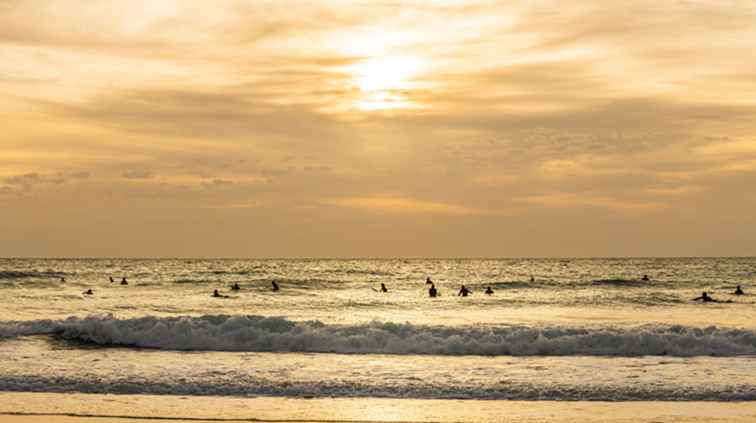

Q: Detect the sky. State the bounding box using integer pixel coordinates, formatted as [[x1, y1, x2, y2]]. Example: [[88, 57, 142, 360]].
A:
[[1, 0, 756, 258]]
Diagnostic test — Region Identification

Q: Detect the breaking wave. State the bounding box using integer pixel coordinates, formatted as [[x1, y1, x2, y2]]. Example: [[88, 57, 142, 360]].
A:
[[2, 315, 756, 356]]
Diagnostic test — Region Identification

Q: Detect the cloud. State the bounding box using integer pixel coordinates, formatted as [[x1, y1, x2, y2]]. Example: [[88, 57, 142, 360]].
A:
[[122, 170, 154, 179], [4, 172, 41, 186], [325, 196, 496, 216], [3, 0, 756, 256], [0, 170, 93, 192], [69, 171, 91, 179], [644, 186, 704, 197], [519, 192, 666, 214]]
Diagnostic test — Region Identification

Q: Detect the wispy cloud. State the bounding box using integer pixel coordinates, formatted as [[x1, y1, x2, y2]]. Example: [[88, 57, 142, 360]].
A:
[[326, 196, 497, 216]]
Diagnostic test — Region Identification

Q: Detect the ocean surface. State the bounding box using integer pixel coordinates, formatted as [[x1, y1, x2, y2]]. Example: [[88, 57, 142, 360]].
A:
[[1, 258, 756, 402]]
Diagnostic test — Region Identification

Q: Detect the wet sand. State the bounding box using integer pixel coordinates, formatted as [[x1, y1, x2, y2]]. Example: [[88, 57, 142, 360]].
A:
[[2, 393, 756, 423]]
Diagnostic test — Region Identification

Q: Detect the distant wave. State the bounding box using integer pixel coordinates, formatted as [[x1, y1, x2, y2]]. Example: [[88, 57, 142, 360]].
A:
[[0, 270, 65, 280], [592, 278, 647, 286], [198, 270, 262, 276], [2, 315, 756, 357]]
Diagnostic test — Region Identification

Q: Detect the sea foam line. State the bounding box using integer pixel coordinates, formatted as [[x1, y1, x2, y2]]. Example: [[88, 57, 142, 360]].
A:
[[1, 314, 756, 356]]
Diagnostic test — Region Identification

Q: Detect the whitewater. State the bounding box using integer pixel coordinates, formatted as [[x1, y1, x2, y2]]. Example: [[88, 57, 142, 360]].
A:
[[1, 257, 755, 401]]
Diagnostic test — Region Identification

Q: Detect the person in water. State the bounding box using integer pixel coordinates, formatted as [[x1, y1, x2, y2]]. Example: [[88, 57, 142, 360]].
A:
[[429, 284, 438, 298], [693, 291, 713, 302], [60, 277, 66, 283], [426, 277, 433, 284], [271, 281, 280, 292], [83, 289, 93, 295], [485, 286, 494, 295], [458, 285, 471, 297], [692, 291, 731, 303], [109, 276, 114, 283], [529, 276, 535, 283], [212, 289, 228, 298], [734, 285, 745, 295], [121, 277, 128, 285], [231, 283, 241, 291], [380, 283, 388, 293], [642, 274, 650, 281]]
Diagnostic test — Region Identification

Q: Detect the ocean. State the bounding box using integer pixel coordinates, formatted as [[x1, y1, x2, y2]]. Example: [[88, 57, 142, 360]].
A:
[[1, 257, 755, 406]]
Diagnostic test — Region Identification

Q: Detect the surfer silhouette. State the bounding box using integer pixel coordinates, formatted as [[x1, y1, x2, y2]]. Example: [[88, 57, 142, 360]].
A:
[[83, 289, 93, 295], [231, 283, 241, 291], [693, 291, 713, 302], [485, 286, 494, 295], [380, 283, 388, 293], [734, 285, 745, 295], [429, 284, 438, 298], [426, 277, 433, 284], [121, 277, 128, 285], [271, 281, 280, 292], [692, 291, 731, 303], [458, 285, 471, 297]]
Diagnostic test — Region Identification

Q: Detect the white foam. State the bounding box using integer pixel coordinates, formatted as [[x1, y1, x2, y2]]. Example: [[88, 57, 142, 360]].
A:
[[2, 315, 756, 356]]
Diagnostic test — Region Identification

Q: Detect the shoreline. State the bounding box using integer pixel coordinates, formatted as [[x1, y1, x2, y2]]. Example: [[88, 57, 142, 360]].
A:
[[2, 393, 756, 423]]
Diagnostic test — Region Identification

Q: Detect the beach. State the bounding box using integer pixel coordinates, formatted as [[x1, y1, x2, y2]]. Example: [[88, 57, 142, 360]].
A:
[[3, 393, 756, 423]]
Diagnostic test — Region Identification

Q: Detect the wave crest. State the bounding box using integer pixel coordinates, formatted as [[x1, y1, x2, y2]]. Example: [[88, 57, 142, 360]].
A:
[[3, 315, 756, 357]]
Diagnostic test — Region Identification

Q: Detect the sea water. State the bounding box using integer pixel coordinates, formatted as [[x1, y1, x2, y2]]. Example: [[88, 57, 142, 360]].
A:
[[1, 258, 755, 402]]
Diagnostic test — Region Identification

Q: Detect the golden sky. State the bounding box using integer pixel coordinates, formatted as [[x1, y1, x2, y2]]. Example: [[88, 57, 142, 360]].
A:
[[2, 0, 756, 257]]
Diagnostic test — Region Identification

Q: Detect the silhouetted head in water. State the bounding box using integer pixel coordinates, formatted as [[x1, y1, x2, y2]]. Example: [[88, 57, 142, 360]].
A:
[[271, 281, 280, 291], [642, 275, 650, 281], [458, 285, 471, 297], [109, 277, 114, 283], [426, 277, 433, 284], [60, 277, 66, 283], [530, 276, 535, 282], [429, 284, 438, 298], [121, 277, 128, 285], [485, 286, 494, 295], [212, 289, 221, 297], [735, 285, 744, 295], [83, 289, 93, 295], [380, 283, 388, 293], [231, 283, 240, 291]]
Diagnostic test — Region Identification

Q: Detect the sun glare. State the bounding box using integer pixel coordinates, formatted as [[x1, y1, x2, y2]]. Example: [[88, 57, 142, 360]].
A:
[[350, 55, 426, 110]]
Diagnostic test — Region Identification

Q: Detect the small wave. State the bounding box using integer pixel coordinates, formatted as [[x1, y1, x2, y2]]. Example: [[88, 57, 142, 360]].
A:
[[2, 373, 756, 400], [592, 279, 646, 287], [489, 281, 545, 289], [198, 270, 263, 276], [172, 278, 214, 284], [2, 315, 756, 356], [0, 270, 65, 280], [315, 267, 394, 276]]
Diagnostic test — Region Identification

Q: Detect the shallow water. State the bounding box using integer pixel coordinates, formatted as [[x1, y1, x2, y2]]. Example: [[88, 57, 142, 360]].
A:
[[1, 258, 755, 400]]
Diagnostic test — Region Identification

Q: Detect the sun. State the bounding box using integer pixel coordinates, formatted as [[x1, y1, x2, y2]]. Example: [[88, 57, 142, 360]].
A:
[[350, 55, 426, 110]]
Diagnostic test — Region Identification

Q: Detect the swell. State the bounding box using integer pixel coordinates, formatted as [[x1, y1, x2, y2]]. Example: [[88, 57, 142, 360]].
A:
[[2, 315, 756, 357]]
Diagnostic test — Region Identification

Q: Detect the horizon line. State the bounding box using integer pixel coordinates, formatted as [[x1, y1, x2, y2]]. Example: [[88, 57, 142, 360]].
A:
[[2, 256, 755, 260]]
